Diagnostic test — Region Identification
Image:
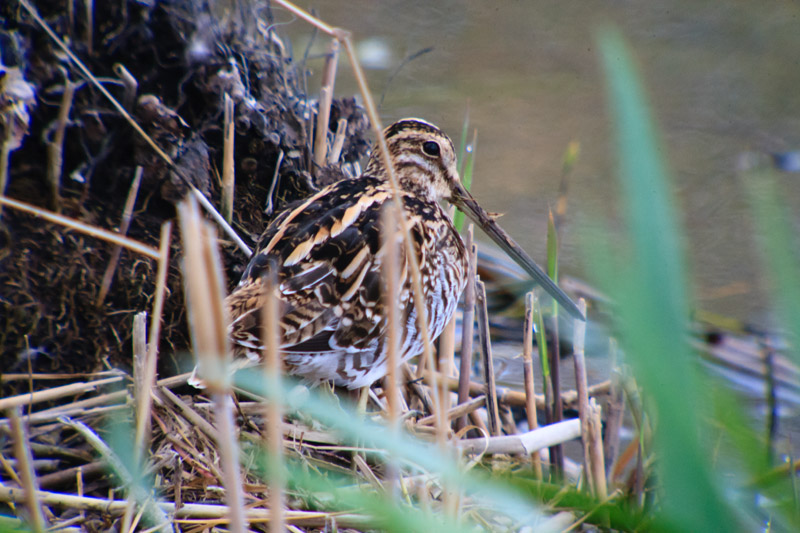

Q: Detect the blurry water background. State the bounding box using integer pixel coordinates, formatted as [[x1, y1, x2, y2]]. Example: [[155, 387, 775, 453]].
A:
[[280, 0, 800, 330]]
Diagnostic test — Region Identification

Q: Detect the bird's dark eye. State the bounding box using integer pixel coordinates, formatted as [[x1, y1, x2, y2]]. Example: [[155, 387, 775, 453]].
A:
[[422, 141, 441, 157]]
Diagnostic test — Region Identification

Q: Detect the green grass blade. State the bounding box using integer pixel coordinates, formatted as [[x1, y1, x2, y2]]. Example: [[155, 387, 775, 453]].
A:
[[597, 28, 736, 531], [454, 129, 477, 232]]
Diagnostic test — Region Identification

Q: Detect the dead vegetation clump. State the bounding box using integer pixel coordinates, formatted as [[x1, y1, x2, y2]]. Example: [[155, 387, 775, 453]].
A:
[[0, 0, 369, 386]]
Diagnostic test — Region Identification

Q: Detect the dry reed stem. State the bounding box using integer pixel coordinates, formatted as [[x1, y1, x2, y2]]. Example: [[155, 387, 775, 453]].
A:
[[475, 279, 501, 436], [133, 222, 172, 465], [456, 228, 477, 432], [261, 270, 285, 533], [0, 105, 13, 216], [177, 195, 245, 531], [328, 118, 348, 165], [221, 93, 235, 223], [571, 299, 595, 492], [417, 395, 485, 426], [522, 292, 542, 478], [434, 371, 611, 409], [0, 485, 371, 525], [458, 418, 581, 455], [381, 202, 401, 425], [8, 407, 47, 532], [132, 311, 147, 411], [0, 195, 159, 259], [587, 398, 608, 499], [0, 375, 124, 412], [45, 77, 76, 213], [97, 166, 143, 305], [18, 0, 252, 257], [314, 39, 339, 169], [83, 0, 93, 54], [1, 371, 121, 382], [339, 34, 444, 429]]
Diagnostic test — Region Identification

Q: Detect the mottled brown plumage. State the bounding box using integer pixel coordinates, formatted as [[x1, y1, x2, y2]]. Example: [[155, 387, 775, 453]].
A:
[[211, 118, 581, 389]]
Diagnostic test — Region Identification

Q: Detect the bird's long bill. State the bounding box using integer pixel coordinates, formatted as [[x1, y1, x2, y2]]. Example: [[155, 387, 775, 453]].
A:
[[450, 183, 585, 321]]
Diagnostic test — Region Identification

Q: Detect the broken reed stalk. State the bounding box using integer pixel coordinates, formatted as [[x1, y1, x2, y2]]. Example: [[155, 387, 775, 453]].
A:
[[328, 118, 348, 165], [19, 0, 252, 257], [132, 312, 147, 410], [458, 418, 581, 456], [112, 63, 138, 109], [45, 77, 76, 213], [261, 269, 285, 533], [222, 93, 235, 224], [314, 39, 339, 170], [133, 222, 172, 466], [0, 195, 159, 259], [571, 298, 597, 494], [588, 397, 608, 500], [456, 227, 476, 432], [475, 278, 501, 437], [96, 166, 143, 306], [0, 375, 124, 412], [523, 292, 542, 478], [177, 195, 246, 533], [604, 339, 624, 476], [8, 407, 47, 533]]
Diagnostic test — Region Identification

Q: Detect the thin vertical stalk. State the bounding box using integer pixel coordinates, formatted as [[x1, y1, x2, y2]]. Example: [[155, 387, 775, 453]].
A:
[[8, 407, 46, 532], [177, 196, 244, 532], [522, 292, 542, 478], [314, 39, 339, 170], [572, 299, 594, 492], [604, 338, 624, 472], [456, 227, 476, 432], [475, 279, 500, 437], [45, 78, 76, 212], [328, 118, 348, 165], [133, 222, 172, 466], [221, 93, 235, 224], [97, 166, 143, 306], [262, 269, 284, 533]]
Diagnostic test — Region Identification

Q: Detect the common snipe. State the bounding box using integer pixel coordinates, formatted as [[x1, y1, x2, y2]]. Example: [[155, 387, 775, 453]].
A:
[[216, 119, 581, 389]]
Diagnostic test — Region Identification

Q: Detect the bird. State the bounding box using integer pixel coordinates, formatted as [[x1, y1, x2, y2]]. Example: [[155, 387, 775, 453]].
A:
[[205, 118, 582, 389]]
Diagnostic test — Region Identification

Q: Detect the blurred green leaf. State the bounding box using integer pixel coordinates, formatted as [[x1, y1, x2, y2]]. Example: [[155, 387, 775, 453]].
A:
[[596, 28, 737, 530]]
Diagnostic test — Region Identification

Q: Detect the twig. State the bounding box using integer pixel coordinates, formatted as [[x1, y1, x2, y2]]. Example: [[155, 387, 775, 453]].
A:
[[0, 195, 159, 259], [523, 292, 542, 478], [221, 93, 235, 223], [96, 166, 143, 306], [458, 419, 581, 455], [8, 407, 47, 532], [456, 228, 476, 432], [475, 278, 500, 437]]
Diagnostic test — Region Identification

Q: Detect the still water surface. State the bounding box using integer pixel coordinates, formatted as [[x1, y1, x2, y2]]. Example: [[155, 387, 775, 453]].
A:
[[282, 0, 800, 328]]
